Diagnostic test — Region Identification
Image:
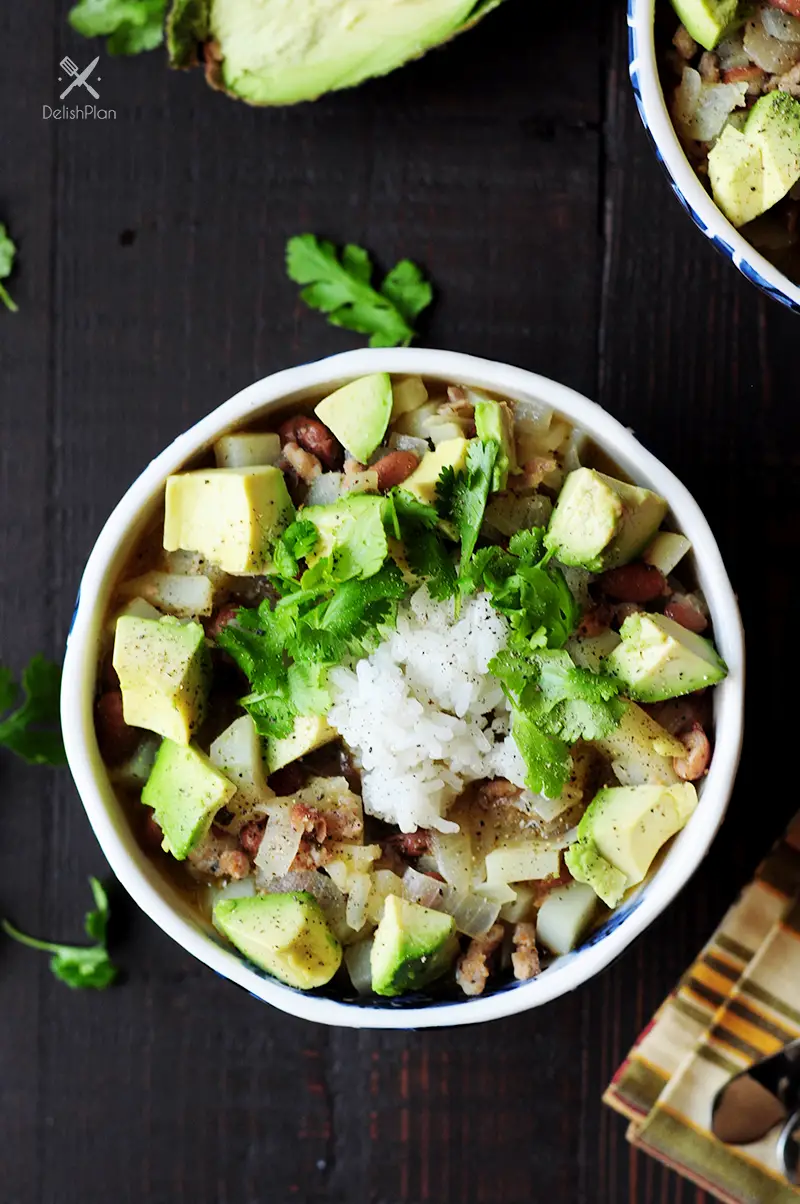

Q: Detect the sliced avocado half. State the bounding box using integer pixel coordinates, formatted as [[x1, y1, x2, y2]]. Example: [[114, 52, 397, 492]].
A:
[[167, 0, 508, 105]]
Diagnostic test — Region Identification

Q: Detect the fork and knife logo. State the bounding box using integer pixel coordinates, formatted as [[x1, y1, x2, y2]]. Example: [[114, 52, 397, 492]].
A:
[[59, 55, 100, 100]]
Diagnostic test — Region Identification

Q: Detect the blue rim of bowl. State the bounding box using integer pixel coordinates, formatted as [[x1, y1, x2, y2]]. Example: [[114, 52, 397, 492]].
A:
[[626, 0, 800, 314]]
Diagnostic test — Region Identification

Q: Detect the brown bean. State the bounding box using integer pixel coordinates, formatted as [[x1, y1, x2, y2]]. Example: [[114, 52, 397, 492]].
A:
[[769, 0, 800, 17], [664, 594, 708, 634], [373, 451, 420, 492], [598, 562, 667, 602], [95, 690, 140, 765], [673, 723, 711, 781], [278, 415, 342, 470], [206, 603, 240, 641], [268, 762, 307, 796], [384, 830, 431, 857], [239, 820, 265, 857], [141, 810, 164, 850]]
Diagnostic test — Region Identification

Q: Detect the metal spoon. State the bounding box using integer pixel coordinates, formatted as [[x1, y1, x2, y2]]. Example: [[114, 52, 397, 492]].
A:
[[778, 1109, 800, 1185], [711, 1038, 800, 1148]]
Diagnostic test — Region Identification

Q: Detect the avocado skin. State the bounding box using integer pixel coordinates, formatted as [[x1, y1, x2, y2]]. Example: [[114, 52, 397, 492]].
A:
[[165, 0, 509, 105]]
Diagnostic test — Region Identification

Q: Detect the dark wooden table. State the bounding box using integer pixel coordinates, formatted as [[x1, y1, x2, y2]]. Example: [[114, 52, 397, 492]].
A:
[[1, 2, 785, 1200]]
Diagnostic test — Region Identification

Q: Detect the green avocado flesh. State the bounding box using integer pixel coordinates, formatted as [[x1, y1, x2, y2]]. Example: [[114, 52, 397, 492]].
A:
[[370, 895, 458, 997], [213, 892, 342, 988], [168, 0, 504, 105]]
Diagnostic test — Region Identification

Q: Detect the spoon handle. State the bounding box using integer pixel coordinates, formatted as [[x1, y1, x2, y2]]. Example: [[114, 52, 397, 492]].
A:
[[778, 1108, 800, 1185]]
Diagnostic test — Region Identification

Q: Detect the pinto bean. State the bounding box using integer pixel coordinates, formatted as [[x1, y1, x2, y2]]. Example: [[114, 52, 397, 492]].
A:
[[95, 690, 140, 765], [598, 562, 667, 602], [373, 451, 419, 492], [664, 593, 708, 634], [278, 415, 342, 470], [673, 723, 711, 781], [384, 830, 431, 858], [239, 820, 265, 857], [206, 603, 240, 641]]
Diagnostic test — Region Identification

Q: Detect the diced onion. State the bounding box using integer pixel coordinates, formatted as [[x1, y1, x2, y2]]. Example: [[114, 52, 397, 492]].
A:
[[716, 31, 754, 69], [402, 867, 501, 938], [305, 472, 343, 505], [390, 375, 428, 420], [253, 803, 304, 879], [387, 432, 429, 457], [429, 830, 473, 893], [744, 13, 800, 71], [345, 871, 372, 932], [366, 870, 404, 923], [344, 938, 374, 994], [762, 4, 800, 42], [672, 67, 748, 143]]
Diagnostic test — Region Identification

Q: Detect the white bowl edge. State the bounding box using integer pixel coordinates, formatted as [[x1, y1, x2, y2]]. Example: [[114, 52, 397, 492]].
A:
[[61, 348, 745, 1029], [629, 0, 800, 312]]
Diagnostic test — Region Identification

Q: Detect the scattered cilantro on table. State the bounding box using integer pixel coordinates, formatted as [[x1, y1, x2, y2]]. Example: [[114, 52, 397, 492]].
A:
[[0, 656, 65, 766], [2, 878, 119, 989], [0, 224, 19, 313], [285, 234, 433, 348], [68, 0, 168, 55]]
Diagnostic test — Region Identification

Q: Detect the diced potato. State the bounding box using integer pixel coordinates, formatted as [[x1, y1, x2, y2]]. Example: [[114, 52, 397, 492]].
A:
[[485, 844, 561, 884], [499, 883, 536, 924], [214, 432, 281, 469], [643, 532, 692, 576], [536, 882, 598, 956], [390, 375, 428, 420], [118, 571, 214, 618]]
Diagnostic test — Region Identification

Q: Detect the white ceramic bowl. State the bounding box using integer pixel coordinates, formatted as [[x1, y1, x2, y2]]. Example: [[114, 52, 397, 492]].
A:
[[629, 0, 800, 312], [61, 348, 745, 1029]]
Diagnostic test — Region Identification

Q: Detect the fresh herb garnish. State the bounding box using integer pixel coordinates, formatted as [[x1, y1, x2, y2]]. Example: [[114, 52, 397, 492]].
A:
[[0, 656, 65, 766], [463, 527, 579, 650], [2, 878, 119, 989], [218, 559, 409, 739], [286, 234, 433, 348], [68, 0, 167, 55], [491, 646, 626, 798], [436, 439, 499, 601], [385, 488, 457, 602], [0, 224, 19, 313]]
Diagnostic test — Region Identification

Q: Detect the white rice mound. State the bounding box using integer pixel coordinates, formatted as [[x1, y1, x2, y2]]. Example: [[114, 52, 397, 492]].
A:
[[327, 585, 526, 834]]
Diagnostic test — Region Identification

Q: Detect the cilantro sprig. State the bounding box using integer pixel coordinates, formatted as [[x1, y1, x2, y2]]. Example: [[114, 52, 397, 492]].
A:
[[2, 878, 118, 989], [0, 224, 19, 313], [286, 235, 433, 348], [386, 488, 457, 602], [218, 556, 409, 739], [491, 645, 626, 798], [68, 0, 167, 54], [0, 656, 65, 766], [436, 440, 499, 588]]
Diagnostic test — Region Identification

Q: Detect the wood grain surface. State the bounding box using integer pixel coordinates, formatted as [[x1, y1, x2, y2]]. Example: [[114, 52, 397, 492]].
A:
[[0, 2, 784, 1201]]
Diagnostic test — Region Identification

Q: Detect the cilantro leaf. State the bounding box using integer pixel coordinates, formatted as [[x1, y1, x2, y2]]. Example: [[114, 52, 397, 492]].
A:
[[2, 877, 118, 989], [404, 530, 457, 602], [490, 648, 625, 798], [68, 0, 167, 55], [389, 489, 440, 530], [0, 224, 19, 313], [0, 656, 65, 765], [286, 235, 432, 349], [271, 519, 319, 583], [436, 439, 499, 591]]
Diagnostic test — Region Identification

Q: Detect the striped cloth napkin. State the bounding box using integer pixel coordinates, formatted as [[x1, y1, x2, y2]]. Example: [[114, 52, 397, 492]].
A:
[[604, 814, 800, 1203]]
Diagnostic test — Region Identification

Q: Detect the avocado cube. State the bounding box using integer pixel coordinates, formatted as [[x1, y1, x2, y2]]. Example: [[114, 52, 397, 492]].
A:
[[314, 373, 393, 464], [163, 465, 295, 574], [545, 468, 667, 572], [142, 738, 236, 859], [745, 91, 800, 211], [564, 782, 698, 907], [302, 493, 388, 579], [474, 397, 518, 491], [213, 892, 342, 989], [708, 125, 766, 229], [113, 615, 210, 745], [370, 894, 458, 997], [264, 714, 337, 775], [402, 437, 469, 505], [591, 701, 684, 786], [606, 612, 727, 702], [669, 0, 738, 50]]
